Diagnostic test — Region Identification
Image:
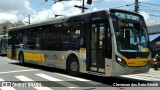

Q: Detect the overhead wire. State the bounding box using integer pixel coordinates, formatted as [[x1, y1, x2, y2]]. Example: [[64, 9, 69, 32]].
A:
[[140, 9, 160, 13], [57, 0, 104, 16], [24, 0, 160, 22], [114, 3, 135, 9], [27, 0, 136, 18], [139, 2, 160, 20], [140, 2, 160, 7]]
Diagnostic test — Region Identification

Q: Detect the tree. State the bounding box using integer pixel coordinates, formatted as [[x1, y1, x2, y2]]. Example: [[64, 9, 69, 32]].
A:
[[2, 24, 7, 35]]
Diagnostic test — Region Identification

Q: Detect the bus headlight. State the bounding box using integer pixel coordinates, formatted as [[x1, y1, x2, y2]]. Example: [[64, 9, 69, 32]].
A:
[[146, 56, 152, 66], [116, 56, 127, 67]]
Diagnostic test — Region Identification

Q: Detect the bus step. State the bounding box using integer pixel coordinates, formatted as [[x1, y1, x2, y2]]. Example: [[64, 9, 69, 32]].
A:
[[88, 71, 105, 75]]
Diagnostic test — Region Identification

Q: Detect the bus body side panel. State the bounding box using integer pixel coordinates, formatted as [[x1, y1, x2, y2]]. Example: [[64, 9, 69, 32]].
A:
[[105, 58, 112, 76], [112, 61, 149, 75], [17, 49, 65, 69], [111, 54, 151, 75], [7, 48, 12, 59], [16, 49, 87, 73], [78, 48, 88, 73]]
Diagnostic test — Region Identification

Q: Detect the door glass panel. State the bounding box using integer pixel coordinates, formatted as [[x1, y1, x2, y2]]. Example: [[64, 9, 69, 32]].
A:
[[99, 23, 105, 68], [91, 24, 97, 67], [90, 22, 105, 69], [88, 19, 112, 72]]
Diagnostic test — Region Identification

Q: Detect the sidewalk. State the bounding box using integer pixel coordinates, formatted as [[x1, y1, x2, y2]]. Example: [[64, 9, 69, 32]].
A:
[[147, 68, 160, 75], [149, 68, 160, 72]]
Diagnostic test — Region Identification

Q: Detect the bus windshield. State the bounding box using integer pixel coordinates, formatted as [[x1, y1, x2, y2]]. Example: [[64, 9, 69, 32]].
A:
[[111, 11, 149, 52]]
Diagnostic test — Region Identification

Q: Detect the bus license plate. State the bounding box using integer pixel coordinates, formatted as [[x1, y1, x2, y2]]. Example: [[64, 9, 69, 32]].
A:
[[133, 70, 142, 74]]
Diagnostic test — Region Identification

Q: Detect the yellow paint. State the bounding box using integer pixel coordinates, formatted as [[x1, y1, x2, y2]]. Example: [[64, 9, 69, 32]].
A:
[[7, 51, 12, 58], [141, 48, 149, 52], [80, 49, 86, 53], [122, 56, 149, 67], [61, 55, 64, 60], [99, 41, 102, 46], [16, 52, 19, 60], [24, 53, 45, 62]]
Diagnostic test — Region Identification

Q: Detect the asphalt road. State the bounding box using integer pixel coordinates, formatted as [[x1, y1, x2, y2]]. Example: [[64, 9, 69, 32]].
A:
[[0, 56, 159, 90]]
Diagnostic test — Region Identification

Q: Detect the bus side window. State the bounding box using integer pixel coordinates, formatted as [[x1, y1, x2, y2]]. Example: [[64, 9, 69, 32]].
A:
[[70, 29, 80, 48], [61, 27, 70, 49], [36, 27, 44, 50], [16, 31, 23, 48], [70, 21, 84, 49], [45, 26, 53, 50], [26, 29, 36, 50]]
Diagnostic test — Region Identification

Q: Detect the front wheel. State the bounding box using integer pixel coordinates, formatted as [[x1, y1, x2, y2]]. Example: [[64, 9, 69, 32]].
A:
[[19, 53, 24, 65], [67, 56, 80, 76]]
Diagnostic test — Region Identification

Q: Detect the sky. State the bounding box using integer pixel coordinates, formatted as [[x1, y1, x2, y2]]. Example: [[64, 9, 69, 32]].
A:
[[0, 0, 160, 40]]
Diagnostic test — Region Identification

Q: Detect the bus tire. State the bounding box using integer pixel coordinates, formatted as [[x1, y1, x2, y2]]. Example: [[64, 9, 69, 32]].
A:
[[19, 53, 24, 65], [67, 56, 80, 76]]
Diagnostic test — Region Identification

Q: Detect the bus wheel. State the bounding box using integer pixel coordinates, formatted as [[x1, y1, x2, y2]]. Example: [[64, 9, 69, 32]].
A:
[[67, 56, 80, 76], [19, 53, 24, 65]]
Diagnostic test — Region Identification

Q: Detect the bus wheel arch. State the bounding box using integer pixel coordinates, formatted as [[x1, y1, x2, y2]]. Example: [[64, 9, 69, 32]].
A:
[[19, 51, 24, 65], [66, 54, 80, 76]]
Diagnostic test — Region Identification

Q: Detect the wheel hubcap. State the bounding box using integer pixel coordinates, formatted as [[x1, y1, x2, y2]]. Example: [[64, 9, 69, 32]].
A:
[[20, 55, 23, 63], [70, 62, 77, 71]]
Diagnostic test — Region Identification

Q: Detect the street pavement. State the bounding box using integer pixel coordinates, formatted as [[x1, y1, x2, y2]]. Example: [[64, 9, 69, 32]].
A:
[[0, 56, 160, 90], [120, 68, 160, 81]]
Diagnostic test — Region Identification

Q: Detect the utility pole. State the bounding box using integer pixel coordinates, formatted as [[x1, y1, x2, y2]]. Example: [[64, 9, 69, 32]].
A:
[[24, 15, 31, 24], [82, 0, 85, 13], [51, 0, 87, 13], [28, 15, 31, 24], [135, 0, 139, 13], [74, 0, 88, 13]]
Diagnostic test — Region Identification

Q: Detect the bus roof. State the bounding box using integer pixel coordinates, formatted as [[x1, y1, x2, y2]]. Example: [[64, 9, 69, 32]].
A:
[[110, 8, 144, 18], [9, 8, 142, 32]]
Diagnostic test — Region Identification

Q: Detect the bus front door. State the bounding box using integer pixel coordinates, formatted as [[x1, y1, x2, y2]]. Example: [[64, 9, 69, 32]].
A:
[[89, 21, 106, 73]]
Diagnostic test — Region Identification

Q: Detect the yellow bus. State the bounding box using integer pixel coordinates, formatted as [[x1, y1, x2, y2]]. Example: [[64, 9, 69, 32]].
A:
[[7, 9, 151, 76]]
